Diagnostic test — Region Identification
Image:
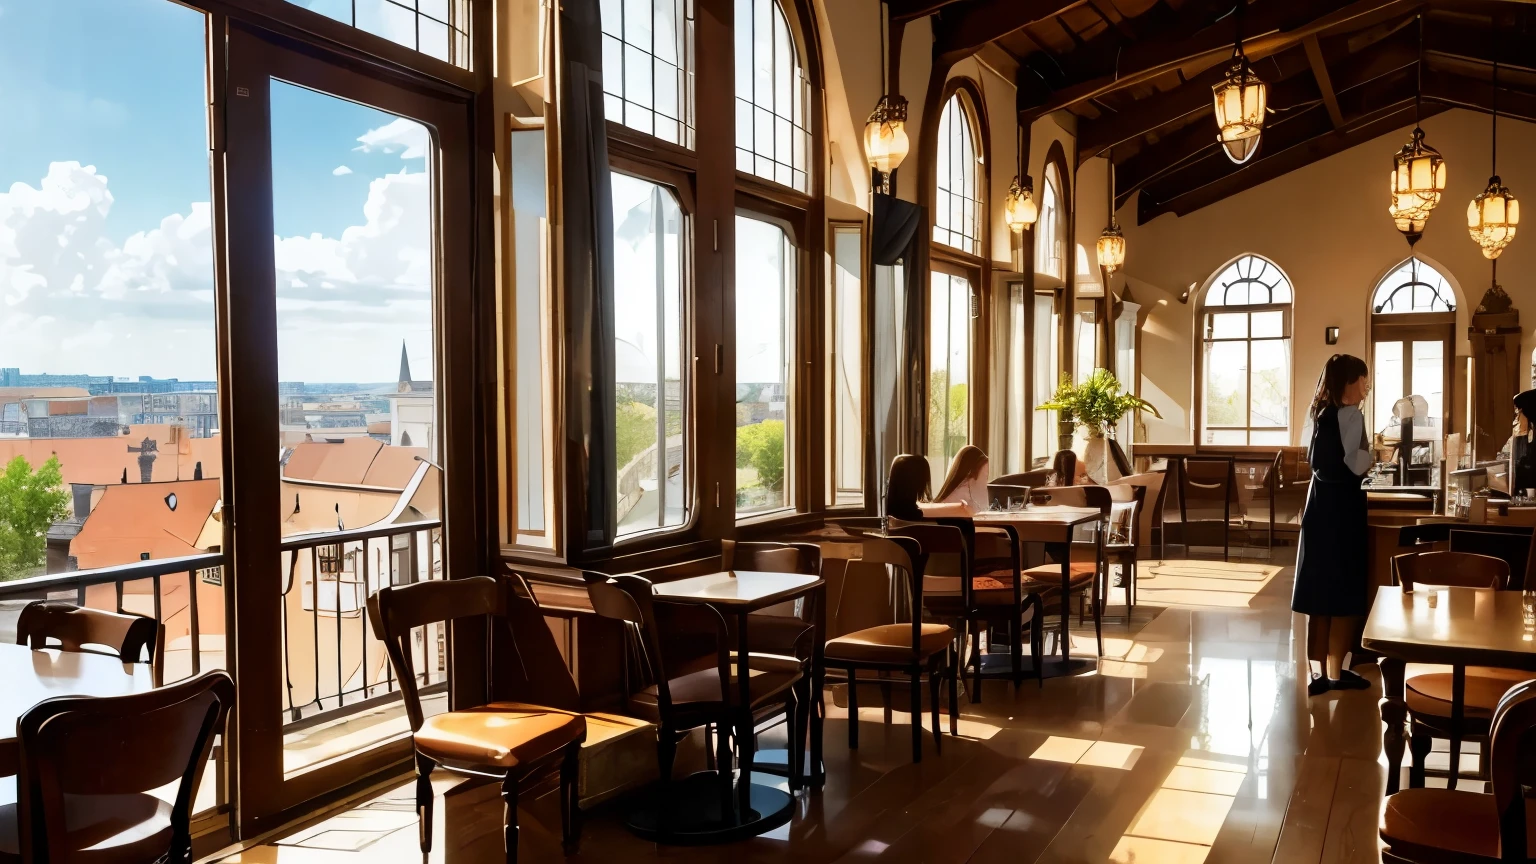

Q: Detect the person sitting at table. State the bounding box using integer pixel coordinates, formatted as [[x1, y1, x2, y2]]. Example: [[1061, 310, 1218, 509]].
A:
[[1294, 353, 1373, 696], [931, 445, 991, 516], [1050, 449, 1096, 486], [883, 453, 972, 519]]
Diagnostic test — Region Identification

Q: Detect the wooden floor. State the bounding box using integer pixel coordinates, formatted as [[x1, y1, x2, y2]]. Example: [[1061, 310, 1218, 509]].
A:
[[218, 551, 1401, 864]]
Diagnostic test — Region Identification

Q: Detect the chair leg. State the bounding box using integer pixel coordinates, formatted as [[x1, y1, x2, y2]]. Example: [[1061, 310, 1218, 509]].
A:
[[928, 660, 942, 753], [1448, 731, 1462, 792], [794, 675, 812, 788], [1409, 723, 1432, 789], [948, 645, 959, 737], [787, 688, 803, 793], [560, 740, 581, 855], [970, 622, 984, 703], [812, 668, 826, 788], [414, 752, 435, 855], [847, 671, 859, 749], [881, 681, 893, 725], [1032, 597, 1045, 688], [910, 671, 923, 763], [704, 724, 715, 770], [658, 730, 679, 830], [501, 772, 520, 864]]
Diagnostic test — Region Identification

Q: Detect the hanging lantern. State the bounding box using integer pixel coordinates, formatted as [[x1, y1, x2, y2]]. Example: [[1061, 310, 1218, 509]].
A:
[[1097, 222, 1126, 277], [864, 95, 909, 193], [1212, 49, 1267, 165], [1389, 127, 1447, 223], [1468, 177, 1519, 260], [1004, 175, 1037, 233], [1389, 194, 1428, 246]]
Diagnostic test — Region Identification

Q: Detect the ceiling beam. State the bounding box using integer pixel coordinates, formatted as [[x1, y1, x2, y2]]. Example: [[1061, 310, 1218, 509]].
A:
[[931, 1, 1083, 68], [1018, 0, 1416, 123], [887, 0, 966, 24], [1137, 68, 1429, 222], [1113, 32, 1419, 204], [1424, 11, 1536, 75], [1304, 34, 1345, 128], [1422, 68, 1536, 125]]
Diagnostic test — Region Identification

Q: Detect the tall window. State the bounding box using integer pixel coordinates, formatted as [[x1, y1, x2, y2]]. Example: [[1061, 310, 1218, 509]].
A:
[[612, 173, 687, 536], [1200, 255, 1293, 445], [1037, 163, 1064, 279], [1371, 258, 1455, 465], [600, 0, 693, 146], [736, 216, 794, 515], [1004, 284, 1027, 472], [828, 225, 864, 506], [933, 93, 981, 255], [928, 271, 972, 478], [295, 0, 470, 67], [1032, 292, 1060, 465], [734, 0, 810, 192]]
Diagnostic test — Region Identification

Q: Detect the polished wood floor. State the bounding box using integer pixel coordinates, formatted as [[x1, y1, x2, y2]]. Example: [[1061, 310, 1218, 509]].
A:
[[218, 552, 1404, 863]]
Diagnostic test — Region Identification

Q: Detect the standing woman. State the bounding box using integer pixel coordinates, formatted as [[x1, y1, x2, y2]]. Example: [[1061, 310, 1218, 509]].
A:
[[1294, 354, 1373, 696]]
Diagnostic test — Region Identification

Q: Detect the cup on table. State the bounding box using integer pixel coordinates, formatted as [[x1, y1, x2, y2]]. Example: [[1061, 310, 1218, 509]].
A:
[[1427, 590, 1440, 609], [1523, 590, 1536, 630]]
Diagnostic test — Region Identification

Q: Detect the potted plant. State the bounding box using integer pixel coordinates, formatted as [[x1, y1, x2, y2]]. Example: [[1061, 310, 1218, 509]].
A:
[[1036, 369, 1161, 482]]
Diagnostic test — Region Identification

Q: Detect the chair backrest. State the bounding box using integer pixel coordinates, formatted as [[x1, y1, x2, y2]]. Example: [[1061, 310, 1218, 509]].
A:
[[1488, 680, 1536, 861], [720, 540, 821, 575], [1121, 471, 1167, 548], [584, 573, 730, 714], [1181, 456, 1238, 518], [995, 470, 1051, 489], [1392, 550, 1510, 592], [834, 536, 925, 648], [368, 576, 504, 731], [1035, 484, 1112, 516], [887, 519, 972, 606], [1108, 438, 1134, 478], [17, 669, 233, 864], [16, 601, 161, 672], [1105, 483, 1144, 545], [499, 572, 583, 712]]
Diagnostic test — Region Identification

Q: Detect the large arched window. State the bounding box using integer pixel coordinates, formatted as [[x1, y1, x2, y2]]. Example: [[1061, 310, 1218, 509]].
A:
[[933, 93, 981, 256], [734, 0, 810, 192], [1036, 162, 1064, 279], [601, 0, 694, 146], [1200, 254, 1293, 445], [1370, 258, 1455, 485]]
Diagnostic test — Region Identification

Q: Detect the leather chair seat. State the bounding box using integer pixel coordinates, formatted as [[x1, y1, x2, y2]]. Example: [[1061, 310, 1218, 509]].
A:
[[0, 793, 172, 862], [631, 666, 800, 719], [825, 623, 955, 663], [1022, 561, 1097, 587], [1406, 668, 1531, 721], [414, 702, 586, 769], [1381, 788, 1536, 862]]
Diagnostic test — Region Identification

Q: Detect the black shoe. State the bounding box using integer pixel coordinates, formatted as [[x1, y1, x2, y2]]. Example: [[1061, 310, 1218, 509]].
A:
[[1331, 669, 1370, 691], [1307, 675, 1331, 697]]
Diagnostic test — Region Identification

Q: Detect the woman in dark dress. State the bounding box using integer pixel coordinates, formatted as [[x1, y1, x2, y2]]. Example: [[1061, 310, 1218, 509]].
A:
[[1294, 354, 1373, 696]]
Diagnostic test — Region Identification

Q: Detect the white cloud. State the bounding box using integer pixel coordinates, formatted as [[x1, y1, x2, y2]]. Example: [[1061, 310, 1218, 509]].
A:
[[332, 165, 353, 176], [354, 118, 430, 160]]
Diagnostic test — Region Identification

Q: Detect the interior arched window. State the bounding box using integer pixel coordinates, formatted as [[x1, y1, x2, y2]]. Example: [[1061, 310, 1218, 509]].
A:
[[933, 93, 981, 256], [735, 0, 810, 192], [1370, 258, 1455, 481], [1200, 254, 1293, 445], [601, 0, 694, 146], [1036, 163, 1064, 279]]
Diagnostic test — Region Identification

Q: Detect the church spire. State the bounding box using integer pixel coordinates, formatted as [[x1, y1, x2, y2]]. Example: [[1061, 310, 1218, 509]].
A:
[[398, 340, 412, 392]]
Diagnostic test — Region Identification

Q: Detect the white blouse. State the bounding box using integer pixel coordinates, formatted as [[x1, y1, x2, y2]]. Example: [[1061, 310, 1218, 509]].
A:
[[1337, 405, 1373, 477]]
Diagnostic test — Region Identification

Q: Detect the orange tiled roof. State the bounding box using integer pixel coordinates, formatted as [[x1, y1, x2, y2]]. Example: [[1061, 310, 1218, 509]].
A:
[[0, 427, 223, 486], [69, 478, 222, 570], [284, 438, 426, 489]]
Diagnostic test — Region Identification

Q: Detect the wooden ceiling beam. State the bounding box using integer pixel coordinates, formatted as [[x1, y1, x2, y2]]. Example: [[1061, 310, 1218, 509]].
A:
[[1424, 11, 1536, 74], [1422, 68, 1536, 125], [1304, 34, 1345, 128], [1137, 68, 1427, 222], [887, 0, 966, 24], [931, 0, 1083, 68], [1018, 0, 1417, 123]]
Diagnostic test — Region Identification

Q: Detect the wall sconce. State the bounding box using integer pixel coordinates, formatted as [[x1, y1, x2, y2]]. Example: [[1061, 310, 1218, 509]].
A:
[[1325, 326, 1340, 345]]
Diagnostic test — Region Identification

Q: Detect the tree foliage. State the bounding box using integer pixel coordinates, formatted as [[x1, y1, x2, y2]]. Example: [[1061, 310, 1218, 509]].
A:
[[735, 420, 785, 492], [0, 455, 70, 581]]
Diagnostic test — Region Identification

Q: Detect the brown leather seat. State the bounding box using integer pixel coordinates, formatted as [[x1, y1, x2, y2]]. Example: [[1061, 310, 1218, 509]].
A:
[[1381, 788, 1536, 862], [0, 793, 172, 862], [1406, 668, 1531, 721], [414, 703, 586, 769], [631, 665, 799, 715], [825, 623, 955, 663]]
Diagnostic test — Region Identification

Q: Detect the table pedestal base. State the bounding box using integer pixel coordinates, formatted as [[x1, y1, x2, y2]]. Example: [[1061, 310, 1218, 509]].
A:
[[976, 652, 1095, 680], [751, 748, 823, 783], [625, 770, 793, 845]]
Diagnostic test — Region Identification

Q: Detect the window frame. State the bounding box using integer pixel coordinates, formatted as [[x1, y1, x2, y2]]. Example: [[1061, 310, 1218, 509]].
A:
[[932, 90, 983, 256], [733, 0, 813, 193], [1196, 254, 1295, 446], [600, 0, 696, 148], [1369, 258, 1457, 439], [826, 220, 869, 509]]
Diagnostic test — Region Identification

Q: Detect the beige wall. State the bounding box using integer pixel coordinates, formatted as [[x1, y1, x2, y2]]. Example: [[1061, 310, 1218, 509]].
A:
[[1123, 109, 1536, 446]]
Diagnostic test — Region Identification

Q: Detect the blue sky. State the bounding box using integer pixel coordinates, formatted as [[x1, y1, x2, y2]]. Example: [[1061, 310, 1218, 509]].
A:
[[0, 0, 435, 382]]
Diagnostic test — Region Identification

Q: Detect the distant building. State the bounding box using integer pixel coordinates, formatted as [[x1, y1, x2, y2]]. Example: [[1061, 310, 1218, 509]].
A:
[[388, 342, 434, 451]]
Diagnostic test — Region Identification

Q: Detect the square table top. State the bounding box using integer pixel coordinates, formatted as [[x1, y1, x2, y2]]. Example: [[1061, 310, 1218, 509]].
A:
[[1362, 585, 1536, 671], [972, 505, 1102, 526], [651, 570, 822, 610]]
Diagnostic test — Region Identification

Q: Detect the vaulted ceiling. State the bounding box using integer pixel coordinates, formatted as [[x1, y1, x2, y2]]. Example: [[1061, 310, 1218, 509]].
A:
[[903, 0, 1536, 223]]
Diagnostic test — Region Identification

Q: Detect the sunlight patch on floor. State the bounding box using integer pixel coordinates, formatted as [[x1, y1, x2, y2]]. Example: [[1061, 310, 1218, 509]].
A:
[[1029, 735, 1144, 770], [1111, 754, 1251, 864]]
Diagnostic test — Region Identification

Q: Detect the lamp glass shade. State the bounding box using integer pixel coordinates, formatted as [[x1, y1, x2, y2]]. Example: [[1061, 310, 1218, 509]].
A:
[[1389, 127, 1446, 223], [1468, 176, 1519, 260], [1097, 223, 1126, 275], [1212, 56, 1266, 165], [1004, 176, 1037, 233], [864, 95, 910, 177]]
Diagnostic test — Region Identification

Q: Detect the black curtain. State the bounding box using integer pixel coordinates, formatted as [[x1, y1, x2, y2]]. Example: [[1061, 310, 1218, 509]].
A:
[[559, 0, 617, 551], [872, 193, 929, 460]]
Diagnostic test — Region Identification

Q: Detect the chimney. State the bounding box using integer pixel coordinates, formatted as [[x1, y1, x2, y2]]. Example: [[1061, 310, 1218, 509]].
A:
[[194, 461, 203, 480], [70, 484, 93, 520]]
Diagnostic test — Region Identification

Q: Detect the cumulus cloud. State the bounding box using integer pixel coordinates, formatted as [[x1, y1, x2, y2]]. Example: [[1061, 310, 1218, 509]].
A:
[[354, 119, 431, 160], [0, 161, 432, 381], [332, 165, 353, 176]]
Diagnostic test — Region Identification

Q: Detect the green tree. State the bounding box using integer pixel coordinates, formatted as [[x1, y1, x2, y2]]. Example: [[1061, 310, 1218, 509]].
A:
[[614, 400, 659, 469], [736, 420, 786, 491], [927, 371, 969, 463], [0, 455, 70, 581]]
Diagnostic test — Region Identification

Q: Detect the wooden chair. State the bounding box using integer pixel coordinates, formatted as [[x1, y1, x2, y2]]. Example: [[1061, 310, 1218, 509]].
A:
[[824, 536, 957, 763], [1381, 679, 1536, 863], [369, 576, 586, 862], [16, 601, 163, 686], [1121, 471, 1168, 561], [584, 573, 805, 813], [1022, 485, 1108, 659], [1393, 551, 1525, 790], [994, 470, 1052, 490], [1104, 483, 1145, 618], [1177, 456, 1243, 560], [3, 669, 233, 863]]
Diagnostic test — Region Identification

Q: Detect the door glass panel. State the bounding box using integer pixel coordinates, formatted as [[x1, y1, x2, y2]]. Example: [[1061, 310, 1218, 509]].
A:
[[269, 82, 444, 776], [1203, 341, 1247, 439], [1373, 340, 1404, 432], [829, 226, 863, 505], [735, 216, 792, 516], [1411, 340, 1444, 431], [1249, 339, 1290, 429], [612, 174, 686, 536], [928, 273, 970, 479], [1005, 285, 1026, 472], [1032, 293, 1058, 466]]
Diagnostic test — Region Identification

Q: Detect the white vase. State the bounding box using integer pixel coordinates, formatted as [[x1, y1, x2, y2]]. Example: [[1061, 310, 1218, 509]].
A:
[[1081, 435, 1110, 485]]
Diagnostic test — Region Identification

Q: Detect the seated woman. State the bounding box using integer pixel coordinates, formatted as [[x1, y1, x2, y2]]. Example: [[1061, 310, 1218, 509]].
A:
[[1051, 449, 1096, 486], [883, 449, 987, 519]]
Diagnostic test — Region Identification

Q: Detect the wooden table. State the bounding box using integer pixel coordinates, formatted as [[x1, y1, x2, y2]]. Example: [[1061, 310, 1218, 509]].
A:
[[0, 642, 155, 775], [645, 570, 823, 843], [1363, 585, 1536, 793], [974, 506, 1104, 677]]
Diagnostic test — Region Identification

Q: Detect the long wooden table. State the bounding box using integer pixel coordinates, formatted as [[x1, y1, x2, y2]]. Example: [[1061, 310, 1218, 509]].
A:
[[1362, 585, 1536, 793], [0, 642, 155, 775]]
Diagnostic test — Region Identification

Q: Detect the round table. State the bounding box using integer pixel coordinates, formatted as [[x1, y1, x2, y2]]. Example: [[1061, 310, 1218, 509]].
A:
[[0, 643, 155, 776]]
